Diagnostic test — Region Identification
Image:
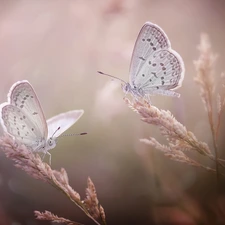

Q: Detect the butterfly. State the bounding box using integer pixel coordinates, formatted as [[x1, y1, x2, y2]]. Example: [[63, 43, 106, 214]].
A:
[[0, 80, 86, 164], [99, 21, 185, 100]]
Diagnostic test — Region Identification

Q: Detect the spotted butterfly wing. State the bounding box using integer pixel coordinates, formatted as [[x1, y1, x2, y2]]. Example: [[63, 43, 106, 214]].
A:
[[1, 104, 46, 149], [134, 49, 184, 97], [129, 22, 171, 85], [0, 80, 48, 150]]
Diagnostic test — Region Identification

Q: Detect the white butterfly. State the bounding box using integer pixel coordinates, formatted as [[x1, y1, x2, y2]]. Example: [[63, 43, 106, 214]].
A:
[[99, 21, 185, 99], [0, 80, 85, 163]]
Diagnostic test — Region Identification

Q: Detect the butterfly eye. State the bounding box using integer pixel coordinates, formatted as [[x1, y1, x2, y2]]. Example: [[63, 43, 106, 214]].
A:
[[48, 138, 54, 146]]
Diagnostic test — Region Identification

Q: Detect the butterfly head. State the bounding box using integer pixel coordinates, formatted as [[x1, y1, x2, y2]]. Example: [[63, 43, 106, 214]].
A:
[[44, 126, 60, 151], [46, 137, 57, 150], [121, 82, 132, 94]]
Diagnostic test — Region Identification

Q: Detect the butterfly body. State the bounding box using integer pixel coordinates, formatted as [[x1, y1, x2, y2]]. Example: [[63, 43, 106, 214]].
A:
[[32, 136, 56, 153], [122, 82, 144, 98], [0, 80, 84, 163], [40, 137, 56, 153]]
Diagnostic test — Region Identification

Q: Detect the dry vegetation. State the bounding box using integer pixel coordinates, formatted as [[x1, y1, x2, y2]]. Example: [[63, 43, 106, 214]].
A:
[[0, 135, 106, 225]]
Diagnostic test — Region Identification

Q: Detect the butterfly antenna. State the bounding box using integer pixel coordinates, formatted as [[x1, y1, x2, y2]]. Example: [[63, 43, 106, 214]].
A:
[[97, 71, 126, 84], [58, 132, 87, 138], [52, 127, 61, 138]]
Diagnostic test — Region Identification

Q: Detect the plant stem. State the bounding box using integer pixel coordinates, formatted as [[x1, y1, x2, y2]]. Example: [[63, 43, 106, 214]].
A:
[[208, 107, 219, 185], [49, 181, 102, 225]]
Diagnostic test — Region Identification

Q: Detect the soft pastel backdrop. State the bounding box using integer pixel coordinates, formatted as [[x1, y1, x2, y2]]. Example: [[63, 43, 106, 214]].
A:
[[0, 0, 225, 224]]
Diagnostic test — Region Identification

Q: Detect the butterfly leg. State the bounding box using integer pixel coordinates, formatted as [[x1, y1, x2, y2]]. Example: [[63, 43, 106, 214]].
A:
[[46, 151, 52, 165], [144, 95, 152, 104], [41, 151, 46, 161], [123, 90, 129, 99], [131, 95, 137, 103], [129, 91, 139, 103], [40, 151, 51, 165]]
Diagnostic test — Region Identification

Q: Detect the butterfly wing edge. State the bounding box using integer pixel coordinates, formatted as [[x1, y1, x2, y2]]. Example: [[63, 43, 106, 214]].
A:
[[168, 48, 185, 90], [47, 109, 84, 138]]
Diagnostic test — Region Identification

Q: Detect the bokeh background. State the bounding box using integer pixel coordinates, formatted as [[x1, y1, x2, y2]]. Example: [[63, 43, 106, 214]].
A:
[[0, 0, 225, 224]]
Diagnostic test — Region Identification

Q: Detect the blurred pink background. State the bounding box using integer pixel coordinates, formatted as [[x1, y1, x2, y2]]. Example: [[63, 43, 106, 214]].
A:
[[0, 0, 225, 224]]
